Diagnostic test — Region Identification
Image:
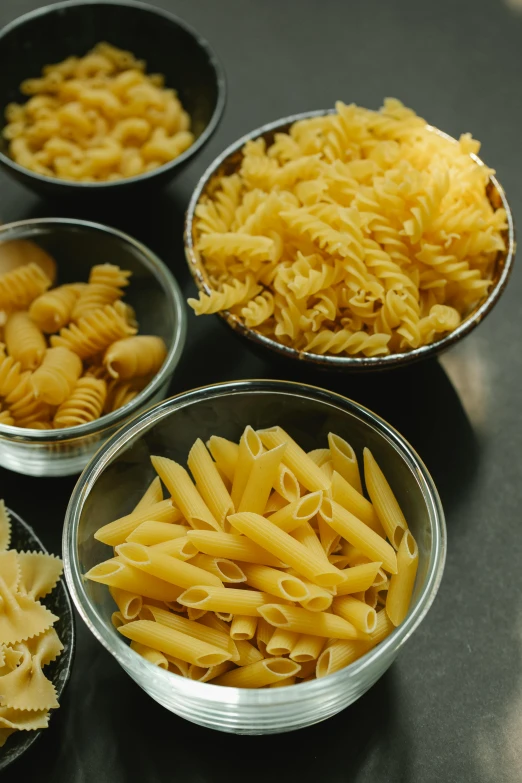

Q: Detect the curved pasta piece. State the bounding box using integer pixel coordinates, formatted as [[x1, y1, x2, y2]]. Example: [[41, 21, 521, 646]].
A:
[[0, 705, 49, 731], [0, 576, 58, 645], [0, 502, 11, 551], [4, 311, 46, 371], [0, 262, 51, 311], [31, 347, 82, 405], [16, 551, 63, 600], [0, 644, 59, 711], [50, 302, 137, 359], [0, 551, 20, 592], [0, 240, 57, 283], [103, 335, 167, 380], [53, 376, 107, 428], [0, 355, 23, 398], [29, 284, 84, 333]]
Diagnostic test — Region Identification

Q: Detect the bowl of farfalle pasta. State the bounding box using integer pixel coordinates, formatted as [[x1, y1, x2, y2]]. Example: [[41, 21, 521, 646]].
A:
[[63, 379, 446, 734], [0, 218, 186, 477], [185, 100, 514, 369], [0, 1, 225, 198]]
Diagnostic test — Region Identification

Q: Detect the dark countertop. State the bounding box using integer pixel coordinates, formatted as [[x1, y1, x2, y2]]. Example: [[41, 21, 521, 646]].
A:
[[1, 0, 521, 780]]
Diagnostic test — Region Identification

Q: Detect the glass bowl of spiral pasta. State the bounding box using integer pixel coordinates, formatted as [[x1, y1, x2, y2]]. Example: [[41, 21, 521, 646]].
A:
[[0, 218, 186, 477], [0, 0, 225, 199], [63, 379, 446, 734], [184, 100, 515, 370]]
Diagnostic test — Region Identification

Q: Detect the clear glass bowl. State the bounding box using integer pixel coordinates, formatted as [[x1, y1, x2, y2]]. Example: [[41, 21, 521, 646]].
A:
[[63, 380, 446, 735], [0, 218, 186, 476]]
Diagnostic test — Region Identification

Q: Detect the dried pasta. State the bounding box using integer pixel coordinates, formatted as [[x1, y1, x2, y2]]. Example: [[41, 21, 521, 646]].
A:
[[0, 253, 168, 430], [87, 426, 419, 688], [4, 43, 195, 182], [0, 501, 64, 748], [188, 100, 507, 357]]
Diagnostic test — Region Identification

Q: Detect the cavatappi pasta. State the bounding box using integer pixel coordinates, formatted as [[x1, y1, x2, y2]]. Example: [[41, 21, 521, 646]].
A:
[[188, 99, 507, 357], [3, 43, 195, 182], [86, 426, 419, 687], [0, 500, 64, 747], [0, 242, 168, 430]]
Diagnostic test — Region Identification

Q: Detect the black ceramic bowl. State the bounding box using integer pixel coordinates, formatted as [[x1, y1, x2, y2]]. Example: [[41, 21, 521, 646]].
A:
[[0, 508, 75, 771], [0, 0, 226, 199]]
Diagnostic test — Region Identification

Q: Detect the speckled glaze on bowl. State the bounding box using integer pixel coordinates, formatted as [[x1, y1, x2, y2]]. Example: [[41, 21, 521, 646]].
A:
[[0, 0, 226, 199], [184, 110, 515, 371], [0, 508, 75, 771], [64, 379, 446, 735]]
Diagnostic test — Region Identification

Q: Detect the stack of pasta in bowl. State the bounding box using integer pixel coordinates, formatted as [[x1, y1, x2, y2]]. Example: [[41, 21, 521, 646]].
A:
[[86, 425, 418, 687], [0, 241, 167, 430]]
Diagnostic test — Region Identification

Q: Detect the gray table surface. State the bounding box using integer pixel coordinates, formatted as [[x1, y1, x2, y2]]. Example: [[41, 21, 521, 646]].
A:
[[1, 0, 521, 780]]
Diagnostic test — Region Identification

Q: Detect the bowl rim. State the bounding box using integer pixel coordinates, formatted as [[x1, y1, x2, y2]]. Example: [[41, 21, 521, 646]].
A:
[[0, 0, 227, 189], [184, 108, 516, 370], [0, 216, 187, 441], [63, 378, 447, 704]]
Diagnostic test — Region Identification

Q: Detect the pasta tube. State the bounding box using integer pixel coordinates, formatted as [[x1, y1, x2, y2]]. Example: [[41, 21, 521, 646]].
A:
[[266, 490, 322, 533], [212, 658, 300, 688], [140, 605, 238, 660], [335, 562, 383, 596], [84, 559, 183, 602], [386, 531, 418, 626], [290, 634, 325, 663], [237, 443, 287, 515], [109, 586, 142, 620], [274, 464, 300, 503], [363, 448, 408, 549], [118, 620, 229, 667], [187, 438, 234, 526], [178, 585, 288, 616], [186, 530, 284, 567], [132, 477, 163, 512], [230, 615, 258, 641], [266, 628, 299, 656], [259, 604, 367, 640], [331, 471, 384, 535], [258, 427, 330, 492], [332, 595, 377, 633], [190, 554, 246, 583], [206, 436, 239, 482], [127, 521, 189, 546], [94, 500, 183, 546], [328, 433, 362, 494], [151, 456, 220, 531], [240, 563, 310, 602], [235, 639, 264, 667], [231, 426, 263, 507], [115, 542, 223, 588]]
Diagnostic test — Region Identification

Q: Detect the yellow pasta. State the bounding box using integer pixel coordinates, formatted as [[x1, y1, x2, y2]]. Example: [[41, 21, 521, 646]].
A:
[[212, 658, 300, 688], [230, 426, 264, 507], [151, 456, 221, 531], [31, 346, 82, 405], [29, 284, 84, 333], [103, 336, 167, 380], [186, 530, 285, 567], [109, 586, 142, 620], [290, 634, 325, 663], [240, 563, 310, 602], [332, 595, 377, 633], [259, 604, 365, 641], [5, 44, 195, 181], [386, 531, 419, 626], [130, 640, 169, 669], [265, 489, 322, 533], [94, 499, 183, 546], [115, 542, 223, 589], [53, 375, 107, 427], [266, 628, 299, 656], [140, 605, 238, 660], [190, 554, 246, 584], [4, 311, 46, 370], [131, 476, 163, 512], [206, 435, 239, 482], [118, 620, 228, 667], [127, 521, 189, 546], [273, 463, 300, 502], [335, 562, 383, 596], [50, 302, 137, 359], [327, 433, 363, 494], [237, 442, 287, 515], [0, 239, 57, 283], [187, 439, 234, 527], [0, 262, 51, 311], [331, 470, 385, 536], [188, 100, 506, 357], [363, 448, 408, 549], [230, 615, 258, 641], [85, 559, 184, 602], [258, 427, 330, 492], [178, 585, 287, 617]]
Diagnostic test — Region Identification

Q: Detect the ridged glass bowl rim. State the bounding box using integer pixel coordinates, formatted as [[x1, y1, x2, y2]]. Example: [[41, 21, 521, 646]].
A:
[[63, 379, 446, 705], [0, 0, 227, 190], [184, 109, 515, 370], [0, 217, 187, 441]]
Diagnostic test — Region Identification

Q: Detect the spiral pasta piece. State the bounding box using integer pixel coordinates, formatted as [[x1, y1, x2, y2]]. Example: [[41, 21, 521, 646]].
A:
[[50, 303, 137, 359], [0, 355, 23, 397], [4, 311, 46, 370], [4, 372, 53, 426], [72, 264, 131, 320], [188, 277, 262, 316], [0, 263, 51, 311], [103, 336, 167, 380], [0, 406, 14, 426], [53, 376, 107, 428], [31, 347, 83, 405], [104, 375, 151, 413], [29, 284, 84, 333], [304, 329, 391, 357]]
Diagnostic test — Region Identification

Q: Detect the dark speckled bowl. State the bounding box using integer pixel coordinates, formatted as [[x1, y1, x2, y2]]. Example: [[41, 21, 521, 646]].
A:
[[0, 0, 226, 200], [0, 509, 75, 771], [184, 111, 515, 371]]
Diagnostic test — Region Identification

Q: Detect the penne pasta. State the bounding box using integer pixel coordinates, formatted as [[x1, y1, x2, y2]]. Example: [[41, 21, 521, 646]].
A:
[[273, 463, 300, 503], [187, 438, 234, 527], [230, 615, 258, 641], [256, 618, 274, 658], [235, 639, 265, 667], [295, 659, 317, 679], [118, 620, 229, 666], [317, 514, 341, 557], [307, 448, 331, 467], [237, 443, 287, 515], [206, 436, 239, 483], [228, 512, 345, 587], [231, 426, 264, 508], [258, 427, 330, 492], [212, 657, 300, 688], [264, 491, 288, 514], [151, 456, 221, 531], [111, 611, 126, 629], [241, 562, 309, 602], [331, 471, 385, 536], [140, 604, 239, 661], [94, 500, 183, 546], [363, 448, 408, 549], [190, 554, 246, 583], [109, 586, 142, 620], [132, 477, 163, 512], [85, 558, 183, 602], [130, 640, 169, 669], [292, 522, 331, 564], [165, 655, 191, 678], [269, 676, 296, 688], [290, 634, 325, 663], [332, 595, 377, 633], [186, 530, 284, 567], [296, 579, 333, 613], [266, 491, 322, 533], [199, 613, 230, 635], [178, 585, 287, 616], [328, 433, 362, 494], [386, 530, 418, 626], [115, 542, 223, 589], [127, 521, 189, 546], [189, 661, 234, 682], [149, 536, 198, 560], [266, 628, 299, 656], [364, 586, 378, 609], [316, 639, 369, 677], [335, 562, 383, 596], [319, 498, 397, 574], [259, 604, 367, 641]]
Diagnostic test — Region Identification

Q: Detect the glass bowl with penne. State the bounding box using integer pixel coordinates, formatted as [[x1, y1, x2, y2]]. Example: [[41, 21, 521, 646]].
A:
[[63, 379, 446, 734], [184, 101, 515, 370], [0, 218, 186, 476]]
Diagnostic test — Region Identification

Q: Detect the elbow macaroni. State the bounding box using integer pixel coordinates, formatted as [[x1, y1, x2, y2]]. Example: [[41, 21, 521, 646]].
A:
[[3, 43, 195, 182]]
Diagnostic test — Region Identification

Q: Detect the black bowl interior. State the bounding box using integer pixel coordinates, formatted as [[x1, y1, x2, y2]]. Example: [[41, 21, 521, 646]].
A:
[[0, 509, 75, 771], [0, 0, 223, 172]]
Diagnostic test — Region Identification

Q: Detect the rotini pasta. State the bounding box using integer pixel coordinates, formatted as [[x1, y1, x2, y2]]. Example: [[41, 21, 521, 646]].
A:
[[103, 336, 167, 380], [0, 262, 51, 311], [53, 376, 107, 427], [3, 43, 195, 182], [50, 303, 137, 358], [188, 100, 506, 356], [31, 347, 83, 405], [4, 311, 46, 370], [72, 264, 131, 320], [29, 284, 84, 333]]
